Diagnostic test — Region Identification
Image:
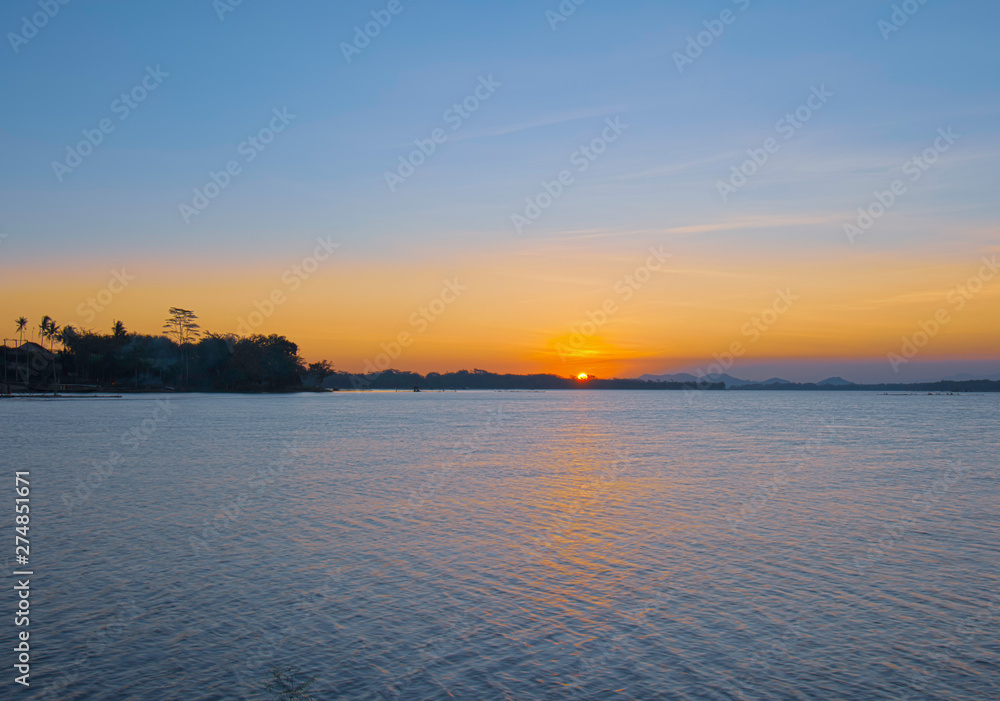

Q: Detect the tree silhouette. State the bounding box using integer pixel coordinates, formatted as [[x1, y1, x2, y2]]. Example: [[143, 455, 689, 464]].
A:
[[13, 316, 28, 386], [44, 320, 60, 352], [43, 319, 61, 392], [39, 315, 51, 345], [305, 360, 334, 387], [163, 308, 201, 386], [162, 308, 201, 344]]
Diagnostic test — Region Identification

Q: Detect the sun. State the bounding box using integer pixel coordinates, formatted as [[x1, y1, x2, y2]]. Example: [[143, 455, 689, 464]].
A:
[[577, 373, 589, 381]]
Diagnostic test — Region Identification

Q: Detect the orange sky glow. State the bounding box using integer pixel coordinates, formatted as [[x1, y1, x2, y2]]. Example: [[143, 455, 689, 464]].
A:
[[3, 240, 997, 380]]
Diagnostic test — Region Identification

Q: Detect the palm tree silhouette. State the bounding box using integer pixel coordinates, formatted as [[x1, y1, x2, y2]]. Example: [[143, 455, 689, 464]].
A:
[[51, 323, 63, 392], [38, 316, 51, 346], [31, 318, 61, 393], [42, 319, 59, 352], [40, 319, 62, 393], [13, 317, 28, 386]]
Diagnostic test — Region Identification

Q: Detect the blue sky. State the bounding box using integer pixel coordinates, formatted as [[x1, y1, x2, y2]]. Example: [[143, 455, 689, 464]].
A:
[[2, 0, 998, 380], [3, 0, 997, 258]]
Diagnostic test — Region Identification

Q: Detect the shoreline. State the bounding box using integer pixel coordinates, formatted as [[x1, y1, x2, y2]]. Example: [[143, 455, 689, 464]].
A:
[[2, 386, 996, 398]]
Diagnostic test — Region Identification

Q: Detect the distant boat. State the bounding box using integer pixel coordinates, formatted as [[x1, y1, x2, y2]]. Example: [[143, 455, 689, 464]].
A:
[[413, 386, 420, 392]]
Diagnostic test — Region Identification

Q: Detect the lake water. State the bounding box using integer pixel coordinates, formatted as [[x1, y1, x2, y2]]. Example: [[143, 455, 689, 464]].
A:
[[4, 391, 999, 700]]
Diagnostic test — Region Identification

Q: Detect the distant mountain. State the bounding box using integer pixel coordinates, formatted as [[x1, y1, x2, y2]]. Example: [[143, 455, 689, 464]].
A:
[[707, 374, 757, 388], [640, 373, 791, 388], [937, 372, 1000, 382], [817, 377, 856, 386], [639, 372, 699, 384], [634, 372, 1000, 392]]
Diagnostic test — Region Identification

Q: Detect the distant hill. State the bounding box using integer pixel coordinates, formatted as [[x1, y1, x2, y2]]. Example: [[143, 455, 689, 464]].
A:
[[311, 369, 1000, 393], [817, 377, 855, 386], [640, 372, 750, 388], [937, 372, 1000, 382], [324, 369, 725, 391], [639, 371, 1000, 390], [731, 379, 1000, 392], [639, 372, 699, 384], [640, 373, 790, 388]]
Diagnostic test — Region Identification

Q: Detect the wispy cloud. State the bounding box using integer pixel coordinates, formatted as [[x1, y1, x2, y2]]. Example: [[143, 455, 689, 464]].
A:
[[614, 153, 737, 181], [533, 214, 848, 244], [450, 105, 627, 143]]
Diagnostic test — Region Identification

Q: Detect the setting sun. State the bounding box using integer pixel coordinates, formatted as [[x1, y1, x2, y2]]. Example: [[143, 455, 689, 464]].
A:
[[577, 373, 589, 381]]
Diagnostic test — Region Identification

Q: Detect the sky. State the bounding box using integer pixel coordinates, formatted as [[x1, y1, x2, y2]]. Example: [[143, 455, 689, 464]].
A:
[[1, 0, 998, 383]]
